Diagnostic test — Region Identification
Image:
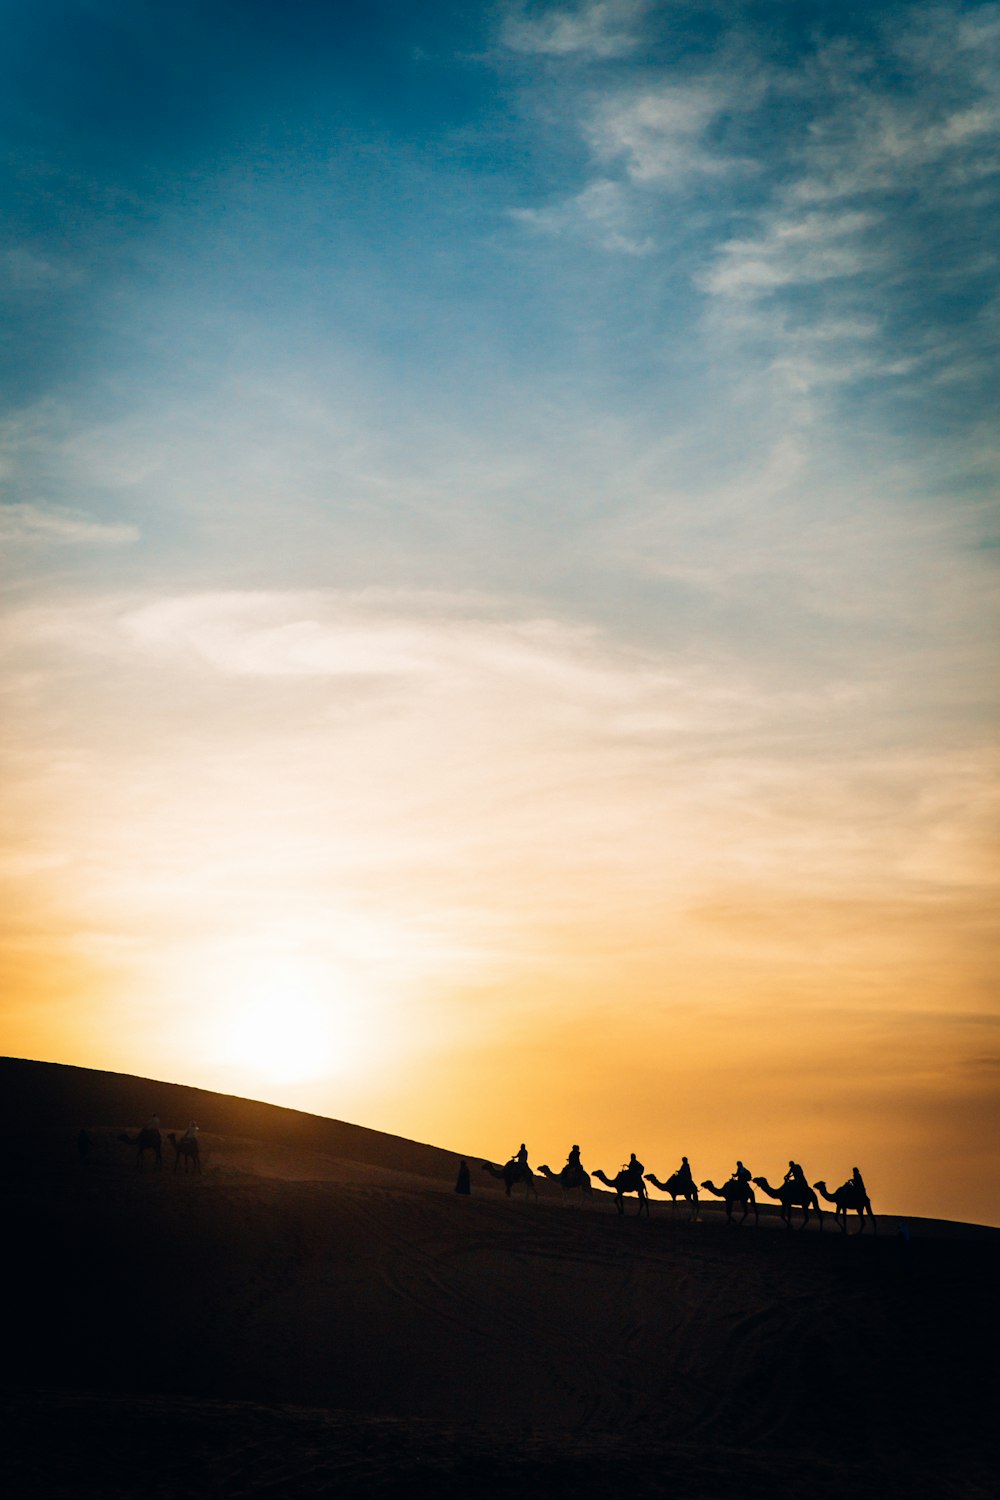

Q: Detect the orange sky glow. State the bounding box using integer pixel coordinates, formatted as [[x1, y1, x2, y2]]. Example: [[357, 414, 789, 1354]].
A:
[[3, 3, 999, 1228]]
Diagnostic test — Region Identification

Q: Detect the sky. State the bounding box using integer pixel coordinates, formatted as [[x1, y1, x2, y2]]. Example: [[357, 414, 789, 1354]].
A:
[[2, 0, 998, 1225]]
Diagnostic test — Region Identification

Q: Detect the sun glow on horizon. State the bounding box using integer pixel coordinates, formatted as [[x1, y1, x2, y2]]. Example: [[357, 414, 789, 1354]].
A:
[[205, 951, 368, 1086]]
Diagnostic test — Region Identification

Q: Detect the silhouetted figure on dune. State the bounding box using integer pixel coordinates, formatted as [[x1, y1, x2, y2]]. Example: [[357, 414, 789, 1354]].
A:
[[624, 1152, 644, 1183], [671, 1158, 695, 1194], [168, 1127, 201, 1174], [813, 1169, 876, 1233], [481, 1159, 537, 1199], [538, 1146, 593, 1198], [118, 1127, 162, 1170], [593, 1156, 650, 1216], [454, 1159, 471, 1195], [754, 1170, 822, 1230], [644, 1156, 699, 1217], [700, 1176, 758, 1226]]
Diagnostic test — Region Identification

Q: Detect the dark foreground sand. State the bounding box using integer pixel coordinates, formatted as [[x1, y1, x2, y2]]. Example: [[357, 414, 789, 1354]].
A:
[[2, 1058, 997, 1498]]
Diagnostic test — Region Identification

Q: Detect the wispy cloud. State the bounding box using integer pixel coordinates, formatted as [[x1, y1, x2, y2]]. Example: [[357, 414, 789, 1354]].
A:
[[585, 82, 760, 186], [511, 177, 653, 253], [0, 503, 138, 546], [501, 0, 648, 59], [699, 210, 883, 299]]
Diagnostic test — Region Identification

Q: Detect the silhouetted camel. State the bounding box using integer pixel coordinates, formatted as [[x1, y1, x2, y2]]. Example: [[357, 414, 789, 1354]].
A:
[[481, 1160, 537, 1199], [168, 1132, 201, 1174], [538, 1163, 593, 1200], [118, 1129, 162, 1170], [699, 1179, 758, 1226], [752, 1176, 822, 1230], [814, 1180, 875, 1234], [644, 1171, 699, 1218], [593, 1168, 649, 1217]]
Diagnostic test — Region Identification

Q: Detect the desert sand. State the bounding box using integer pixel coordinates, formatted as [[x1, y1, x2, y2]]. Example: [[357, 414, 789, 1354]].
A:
[[2, 1056, 997, 1497]]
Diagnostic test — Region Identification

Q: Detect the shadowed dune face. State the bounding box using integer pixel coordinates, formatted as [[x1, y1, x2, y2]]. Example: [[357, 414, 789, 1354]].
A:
[[2, 1059, 999, 1495], [9, 1139, 1000, 1447]]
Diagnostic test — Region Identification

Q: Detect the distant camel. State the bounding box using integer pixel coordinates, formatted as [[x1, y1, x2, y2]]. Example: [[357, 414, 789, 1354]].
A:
[[699, 1179, 758, 1226], [644, 1172, 699, 1218], [168, 1132, 201, 1175], [118, 1129, 162, 1170], [814, 1180, 875, 1234], [481, 1160, 537, 1199], [753, 1176, 822, 1230], [538, 1163, 593, 1200], [593, 1168, 650, 1217]]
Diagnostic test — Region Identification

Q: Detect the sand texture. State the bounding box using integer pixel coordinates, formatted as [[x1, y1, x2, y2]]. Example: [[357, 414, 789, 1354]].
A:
[[2, 1058, 997, 1497]]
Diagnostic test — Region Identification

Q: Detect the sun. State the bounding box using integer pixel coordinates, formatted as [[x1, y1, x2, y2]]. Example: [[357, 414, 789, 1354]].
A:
[[218, 952, 351, 1085]]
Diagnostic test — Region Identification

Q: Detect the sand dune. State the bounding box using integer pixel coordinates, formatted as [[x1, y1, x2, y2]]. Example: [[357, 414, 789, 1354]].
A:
[[2, 1057, 997, 1497]]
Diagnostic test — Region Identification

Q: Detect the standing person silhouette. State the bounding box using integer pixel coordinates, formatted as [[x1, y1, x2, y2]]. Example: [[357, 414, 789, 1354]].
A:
[[454, 1159, 471, 1195]]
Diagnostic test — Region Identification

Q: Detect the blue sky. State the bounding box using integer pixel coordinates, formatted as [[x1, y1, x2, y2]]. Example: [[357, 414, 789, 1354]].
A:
[[3, 2, 999, 1220]]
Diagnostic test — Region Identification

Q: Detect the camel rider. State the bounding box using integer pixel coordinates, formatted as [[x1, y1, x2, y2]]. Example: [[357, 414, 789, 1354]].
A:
[[624, 1152, 644, 1186], [732, 1160, 752, 1187], [145, 1112, 161, 1133], [514, 1143, 529, 1168], [182, 1120, 199, 1143], [848, 1166, 867, 1197], [784, 1161, 807, 1191], [566, 1144, 582, 1174], [676, 1156, 695, 1189]]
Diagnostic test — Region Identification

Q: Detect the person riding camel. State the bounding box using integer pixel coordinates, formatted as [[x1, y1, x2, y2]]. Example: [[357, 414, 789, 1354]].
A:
[[624, 1152, 644, 1186], [732, 1160, 752, 1186], [676, 1156, 695, 1189], [513, 1142, 529, 1168], [784, 1160, 807, 1191], [182, 1120, 199, 1143], [845, 1165, 867, 1197]]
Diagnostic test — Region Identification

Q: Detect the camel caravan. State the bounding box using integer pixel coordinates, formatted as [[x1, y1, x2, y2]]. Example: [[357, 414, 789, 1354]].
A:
[[118, 1115, 201, 1175], [113, 1111, 874, 1233], [480, 1146, 876, 1233]]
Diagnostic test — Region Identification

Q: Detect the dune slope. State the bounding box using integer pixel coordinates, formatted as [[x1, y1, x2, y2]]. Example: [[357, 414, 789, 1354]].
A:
[[2, 1058, 997, 1497]]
